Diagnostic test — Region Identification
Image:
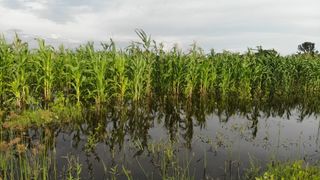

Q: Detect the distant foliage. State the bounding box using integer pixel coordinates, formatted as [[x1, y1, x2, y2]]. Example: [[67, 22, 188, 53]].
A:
[[298, 42, 318, 54]]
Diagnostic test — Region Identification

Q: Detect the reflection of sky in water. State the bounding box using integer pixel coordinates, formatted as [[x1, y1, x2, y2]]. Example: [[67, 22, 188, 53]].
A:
[[1, 0, 320, 54], [52, 107, 320, 179]]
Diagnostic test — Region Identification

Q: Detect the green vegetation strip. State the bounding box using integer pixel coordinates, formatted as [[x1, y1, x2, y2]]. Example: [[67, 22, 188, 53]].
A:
[[256, 161, 320, 180], [0, 31, 320, 120]]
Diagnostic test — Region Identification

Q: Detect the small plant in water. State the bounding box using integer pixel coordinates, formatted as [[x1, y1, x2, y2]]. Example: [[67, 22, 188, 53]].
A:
[[63, 154, 82, 180]]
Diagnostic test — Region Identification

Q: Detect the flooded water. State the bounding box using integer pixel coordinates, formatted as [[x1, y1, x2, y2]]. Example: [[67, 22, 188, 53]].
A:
[[2, 96, 320, 179]]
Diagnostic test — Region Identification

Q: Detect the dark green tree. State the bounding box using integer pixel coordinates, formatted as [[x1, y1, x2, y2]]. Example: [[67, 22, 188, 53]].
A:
[[298, 42, 317, 54]]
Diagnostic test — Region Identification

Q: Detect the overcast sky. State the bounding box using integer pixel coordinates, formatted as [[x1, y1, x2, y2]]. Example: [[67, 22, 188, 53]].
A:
[[0, 0, 319, 54]]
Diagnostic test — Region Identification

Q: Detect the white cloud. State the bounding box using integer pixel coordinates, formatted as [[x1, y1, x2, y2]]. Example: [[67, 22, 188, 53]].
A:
[[0, 0, 319, 54]]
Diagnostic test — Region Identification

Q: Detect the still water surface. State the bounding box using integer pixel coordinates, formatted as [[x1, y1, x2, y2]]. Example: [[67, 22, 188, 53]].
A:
[[9, 97, 320, 179], [48, 98, 320, 179]]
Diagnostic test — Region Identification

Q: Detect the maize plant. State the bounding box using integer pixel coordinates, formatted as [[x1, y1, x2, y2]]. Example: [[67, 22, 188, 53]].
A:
[[129, 55, 147, 101], [110, 54, 129, 102], [66, 56, 86, 106], [34, 39, 55, 107], [0, 33, 318, 111], [7, 36, 31, 109], [90, 52, 109, 107]]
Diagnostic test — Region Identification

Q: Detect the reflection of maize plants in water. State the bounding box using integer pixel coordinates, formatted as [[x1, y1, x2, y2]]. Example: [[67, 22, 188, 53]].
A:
[[1, 93, 320, 179]]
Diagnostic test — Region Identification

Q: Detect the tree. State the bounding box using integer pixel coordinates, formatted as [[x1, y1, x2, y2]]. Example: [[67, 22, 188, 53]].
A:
[[298, 42, 317, 54], [250, 46, 279, 57]]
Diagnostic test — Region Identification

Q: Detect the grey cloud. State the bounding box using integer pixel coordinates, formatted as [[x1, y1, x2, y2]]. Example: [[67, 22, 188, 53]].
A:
[[0, 0, 319, 54], [1, 0, 110, 23]]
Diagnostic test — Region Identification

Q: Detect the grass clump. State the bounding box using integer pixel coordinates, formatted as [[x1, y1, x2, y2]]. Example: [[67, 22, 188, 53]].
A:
[[2, 110, 57, 129], [256, 161, 320, 180]]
